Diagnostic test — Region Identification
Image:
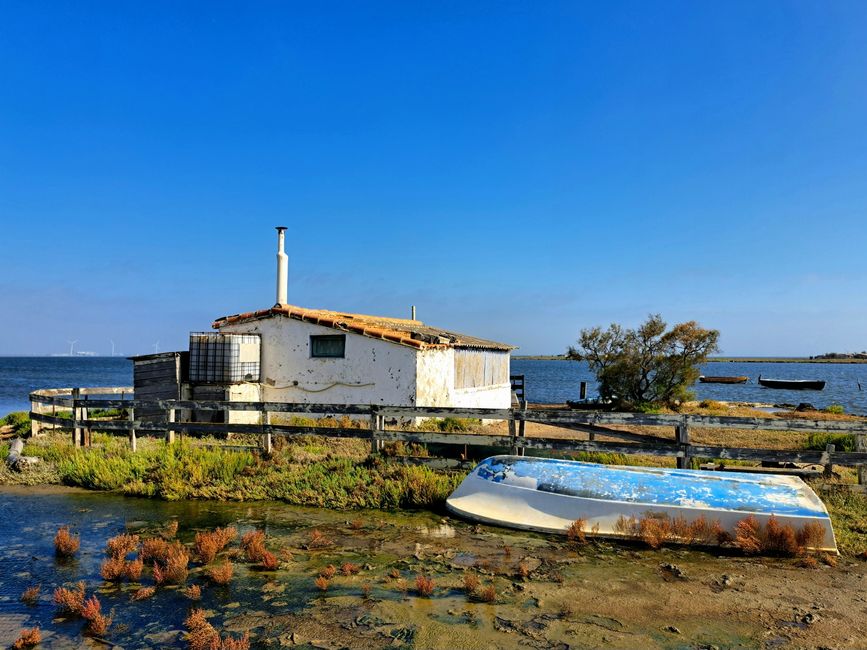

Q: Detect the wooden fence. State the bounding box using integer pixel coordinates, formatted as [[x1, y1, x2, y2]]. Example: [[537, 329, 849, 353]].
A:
[[29, 386, 867, 484]]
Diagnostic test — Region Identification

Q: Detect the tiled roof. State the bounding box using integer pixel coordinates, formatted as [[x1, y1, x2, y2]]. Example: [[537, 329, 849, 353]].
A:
[[212, 304, 515, 352]]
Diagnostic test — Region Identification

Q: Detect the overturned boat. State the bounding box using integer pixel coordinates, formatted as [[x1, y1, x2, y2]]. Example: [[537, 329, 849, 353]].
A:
[[446, 456, 836, 552]]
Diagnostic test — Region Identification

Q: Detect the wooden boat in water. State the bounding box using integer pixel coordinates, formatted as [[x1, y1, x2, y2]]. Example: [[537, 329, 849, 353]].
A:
[[698, 375, 749, 384], [758, 376, 826, 390], [446, 455, 837, 552]]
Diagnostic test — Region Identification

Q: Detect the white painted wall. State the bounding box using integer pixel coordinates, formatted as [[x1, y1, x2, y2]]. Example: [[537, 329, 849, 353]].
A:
[[415, 347, 511, 411], [219, 315, 511, 416], [227, 383, 261, 424], [219, 316, 419, 409]]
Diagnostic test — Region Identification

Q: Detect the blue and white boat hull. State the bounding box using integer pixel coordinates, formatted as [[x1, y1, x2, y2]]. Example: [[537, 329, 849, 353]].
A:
[[446, 456, 837, 553]]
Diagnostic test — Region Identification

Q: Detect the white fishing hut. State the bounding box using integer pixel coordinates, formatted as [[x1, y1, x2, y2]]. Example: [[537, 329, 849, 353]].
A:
[[131, 227, 515, 422]]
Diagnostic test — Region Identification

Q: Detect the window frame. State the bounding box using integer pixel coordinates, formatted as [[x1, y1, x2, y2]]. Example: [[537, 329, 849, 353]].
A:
[[310, 334, 346, 358]]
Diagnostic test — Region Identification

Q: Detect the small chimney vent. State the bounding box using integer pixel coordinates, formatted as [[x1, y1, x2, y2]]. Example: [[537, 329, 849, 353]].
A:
[[275, 226, 288, 306]]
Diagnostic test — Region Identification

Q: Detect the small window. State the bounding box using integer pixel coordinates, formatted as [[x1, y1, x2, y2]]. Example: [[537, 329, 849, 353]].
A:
[[311, 334, 345, 358]]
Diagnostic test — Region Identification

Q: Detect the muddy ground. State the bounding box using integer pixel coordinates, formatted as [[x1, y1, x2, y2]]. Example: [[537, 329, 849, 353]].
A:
[[239, 517, 867, 650]]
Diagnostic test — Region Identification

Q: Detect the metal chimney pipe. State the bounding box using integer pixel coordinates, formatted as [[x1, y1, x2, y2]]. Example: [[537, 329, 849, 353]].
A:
[[411, 305, 416, 320], [275, 226, 288, 306]]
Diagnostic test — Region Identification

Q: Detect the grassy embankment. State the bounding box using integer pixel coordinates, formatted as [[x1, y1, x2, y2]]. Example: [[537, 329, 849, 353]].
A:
[[2, 409, 866, 555], [0, 413, 462, 508]]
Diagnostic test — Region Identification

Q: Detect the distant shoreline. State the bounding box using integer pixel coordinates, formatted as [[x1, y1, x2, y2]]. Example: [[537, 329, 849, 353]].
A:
[[513, 355, 867, 364]]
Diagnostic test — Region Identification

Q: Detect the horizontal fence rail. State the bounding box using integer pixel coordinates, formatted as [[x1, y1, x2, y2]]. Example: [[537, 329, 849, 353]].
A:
[[28, 387, 867, 484]]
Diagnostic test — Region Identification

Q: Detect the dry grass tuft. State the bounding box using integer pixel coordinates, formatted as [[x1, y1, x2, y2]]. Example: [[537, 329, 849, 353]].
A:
[[82, 595, 112, 636], [319, 564, 337, 579], [797, 522, 827, 551], [221, 633, 251, 650], [152, 542, 190, 585], [566, 518, 587, 545], [183, 584, 202, 600], [733, 515, 763, 554], [185, 609, 250, 649], [477, 585, 496, 603], [259, 550, 279, 570], [125, 558, 144, 581], [308, 529, 333, 548], [20, 585, 40, 605], [314, 576, 330, 591], [100, 556, 127, 581], [241, 530, 267, 562], [140, 538, 172, 564], [105, 533, 140, 558], [821, 553, 837, 567], [361, 582, 372, 599], [12, 627, 41, 649], [195, 526, 237, 564], [733, 515, 825, 556], [131, 586, 156, 601], [516, 562, 530, 579], [797, 556, 818, 569], [186, 608, 220, 650], [462, 573, 479, 594], [415, 574, 435, 597], [389, 568, 401, 580], [53, 581, 86, 615], [764, 516, 800, 555], [207, 559, 234, 585], [340, 562, 360, 576], [349, 519, 364, 530], [54, 525, 80, 558], [639, 515, 673, 549]]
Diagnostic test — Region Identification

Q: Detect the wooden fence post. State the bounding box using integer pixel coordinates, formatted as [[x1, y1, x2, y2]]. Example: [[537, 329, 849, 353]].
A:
[[676, 417, 691, 469], [517, 401, 527, 457], [509, 411, 518, 455], [30, 397, 41, 437], [128, 406, 137, 452], [369, 410, 381, 456], [82, 394, 90, 448], [262, 411, 272, 454], [857, 434, 867, 486], [167, 408, 176, 445], [822, 443, 835, 478], [71, 388, 82, 448]]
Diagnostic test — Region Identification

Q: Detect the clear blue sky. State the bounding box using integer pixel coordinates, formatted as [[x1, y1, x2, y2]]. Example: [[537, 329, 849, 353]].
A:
[[2, 1, 866, 357]]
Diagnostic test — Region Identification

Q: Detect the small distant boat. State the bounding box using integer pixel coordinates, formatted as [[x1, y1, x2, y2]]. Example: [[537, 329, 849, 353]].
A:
[[699, 375, 749, 384], [758, 376, 826, 390], [446, 455, 836, 552]]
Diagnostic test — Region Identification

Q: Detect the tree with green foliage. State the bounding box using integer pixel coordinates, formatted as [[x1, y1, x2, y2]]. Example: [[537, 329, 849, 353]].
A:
[[568, 314, 720, 408]]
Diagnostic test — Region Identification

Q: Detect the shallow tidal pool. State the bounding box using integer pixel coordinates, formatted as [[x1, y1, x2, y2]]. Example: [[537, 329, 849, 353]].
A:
[[1, 485, 863, 649]]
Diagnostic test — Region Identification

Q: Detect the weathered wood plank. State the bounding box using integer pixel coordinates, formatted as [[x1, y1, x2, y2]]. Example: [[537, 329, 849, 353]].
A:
[[377, 406, 514, 419], [689, 444, 867, 465], [555, 423, 673, 445], [29, 394, 74, 407], [684, 414, 867, 433]]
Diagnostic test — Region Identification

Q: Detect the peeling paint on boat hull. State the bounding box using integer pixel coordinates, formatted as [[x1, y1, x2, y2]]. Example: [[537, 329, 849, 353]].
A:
[[446, 456, 837, 552]]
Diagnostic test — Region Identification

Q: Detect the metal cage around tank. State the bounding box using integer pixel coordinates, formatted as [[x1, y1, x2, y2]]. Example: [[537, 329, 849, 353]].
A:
[[188, 332, 261, 384]]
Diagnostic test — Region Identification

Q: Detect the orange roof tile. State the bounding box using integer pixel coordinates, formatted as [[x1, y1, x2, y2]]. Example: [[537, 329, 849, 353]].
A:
[[212, 304, 514, 352]]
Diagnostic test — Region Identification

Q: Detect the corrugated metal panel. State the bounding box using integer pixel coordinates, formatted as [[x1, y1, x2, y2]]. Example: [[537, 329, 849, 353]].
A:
[[454, 350, 509, 389]]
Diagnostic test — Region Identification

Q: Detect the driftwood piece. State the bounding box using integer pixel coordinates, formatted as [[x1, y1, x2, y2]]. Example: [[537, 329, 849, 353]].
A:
[[6, 438, 39, 471]]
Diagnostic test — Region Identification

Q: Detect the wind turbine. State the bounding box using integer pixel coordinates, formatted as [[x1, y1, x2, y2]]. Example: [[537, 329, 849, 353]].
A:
[[110, 339, 116, 357], [67, 340, 78, 356], [153, 341, 160, 354]]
